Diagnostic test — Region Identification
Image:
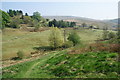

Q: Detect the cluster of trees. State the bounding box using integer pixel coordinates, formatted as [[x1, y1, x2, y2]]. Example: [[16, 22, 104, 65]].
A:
[[1, 9, 77, 30], [49, 27, 80, 49], [7, 9, 24, 17], [0, 10, 10, 29], [0, 9, 49, 29], [48, 19, 76, 28]]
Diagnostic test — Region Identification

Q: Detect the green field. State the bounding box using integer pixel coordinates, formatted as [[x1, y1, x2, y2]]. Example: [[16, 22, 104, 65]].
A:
[[2, 28, 119, 78], [2, 28, 103, 60], [2, 28, 50, 60], [1, 3, 119, 79]]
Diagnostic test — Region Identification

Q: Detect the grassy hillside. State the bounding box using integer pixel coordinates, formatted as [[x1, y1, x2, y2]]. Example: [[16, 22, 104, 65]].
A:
[[2, 50, 66, 78], [2, 28, 119, 78], [2, 28, 50, 60], [2, 28, 104, 60], [2, 50, 119, 78]]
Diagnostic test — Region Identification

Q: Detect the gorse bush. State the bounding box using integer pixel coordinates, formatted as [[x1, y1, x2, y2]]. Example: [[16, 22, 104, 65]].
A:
[[17, 51, 24, 59]]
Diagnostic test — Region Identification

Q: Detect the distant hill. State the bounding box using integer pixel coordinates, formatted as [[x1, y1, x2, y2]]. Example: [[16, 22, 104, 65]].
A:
[[109, 19, 118, 23], [104, 18, 118, 24], [43, 16, 117, 29]]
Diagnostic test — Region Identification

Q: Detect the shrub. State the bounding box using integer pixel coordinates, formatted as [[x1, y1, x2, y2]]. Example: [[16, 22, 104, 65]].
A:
[[17, 51, 24, 59], [108, 37, 117, 43], [23, 16, 32, 24], [9, 22, 20, 28], [63, 41, 73, 48], [108, 32, 116, 39], [9, 17, 22, 28], [68, 31, 80, 46]]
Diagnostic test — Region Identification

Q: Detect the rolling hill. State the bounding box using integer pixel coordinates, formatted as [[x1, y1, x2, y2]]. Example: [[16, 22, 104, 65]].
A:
[[43, 16, 117, 29]]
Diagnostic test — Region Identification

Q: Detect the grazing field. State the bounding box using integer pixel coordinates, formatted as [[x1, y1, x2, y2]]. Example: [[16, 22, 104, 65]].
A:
[[2, 28, 119, 78], [2, 28, 50, 60], [2, 28, 103, 60], [1, 2, 119, 79]]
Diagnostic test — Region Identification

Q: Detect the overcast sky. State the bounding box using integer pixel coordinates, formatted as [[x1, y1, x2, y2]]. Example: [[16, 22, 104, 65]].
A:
[[1, 0, 119, 20]]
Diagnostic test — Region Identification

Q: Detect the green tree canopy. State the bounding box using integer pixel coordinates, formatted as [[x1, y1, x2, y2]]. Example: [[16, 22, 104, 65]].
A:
[[25, 13, 28, 16], [23, 16, 32, 24], [82, 23, 87, 28], [68, 31, 80, 46], [0, 10, 10, 29], [49, 27, 64, 49], [32, 12, 41, 22], [8, 9, 14, 17]]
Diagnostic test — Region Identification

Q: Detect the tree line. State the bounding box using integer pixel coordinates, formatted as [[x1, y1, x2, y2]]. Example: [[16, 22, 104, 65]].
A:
[[0, 9, 76, 30], [49, 19, 76, 28]]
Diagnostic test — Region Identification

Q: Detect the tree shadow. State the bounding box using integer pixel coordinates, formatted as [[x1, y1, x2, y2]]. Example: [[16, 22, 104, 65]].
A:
[[33, 46, 65, 52], [11, 57, 21, 60], [33, 46, 54, 51]]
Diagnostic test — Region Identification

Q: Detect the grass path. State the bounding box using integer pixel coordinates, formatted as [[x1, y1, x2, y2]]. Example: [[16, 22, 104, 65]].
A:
[[23, 51, 62, 78], [24, 61, 41, 78], [2, 50, 68, 78]]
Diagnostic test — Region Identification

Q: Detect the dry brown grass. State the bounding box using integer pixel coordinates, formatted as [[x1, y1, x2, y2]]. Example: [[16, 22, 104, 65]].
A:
[[68, 43, 120, 54]]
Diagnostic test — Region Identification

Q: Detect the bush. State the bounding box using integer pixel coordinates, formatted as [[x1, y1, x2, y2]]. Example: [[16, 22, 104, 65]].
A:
[[63, 41, 73, 48], [23, 16, 32, 24], [9, 17, 22, 28], [17, 51, 24, 59], [108, 32, 116, 39], [9, 22, 20, 28], [68, 31, 80, 46]]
